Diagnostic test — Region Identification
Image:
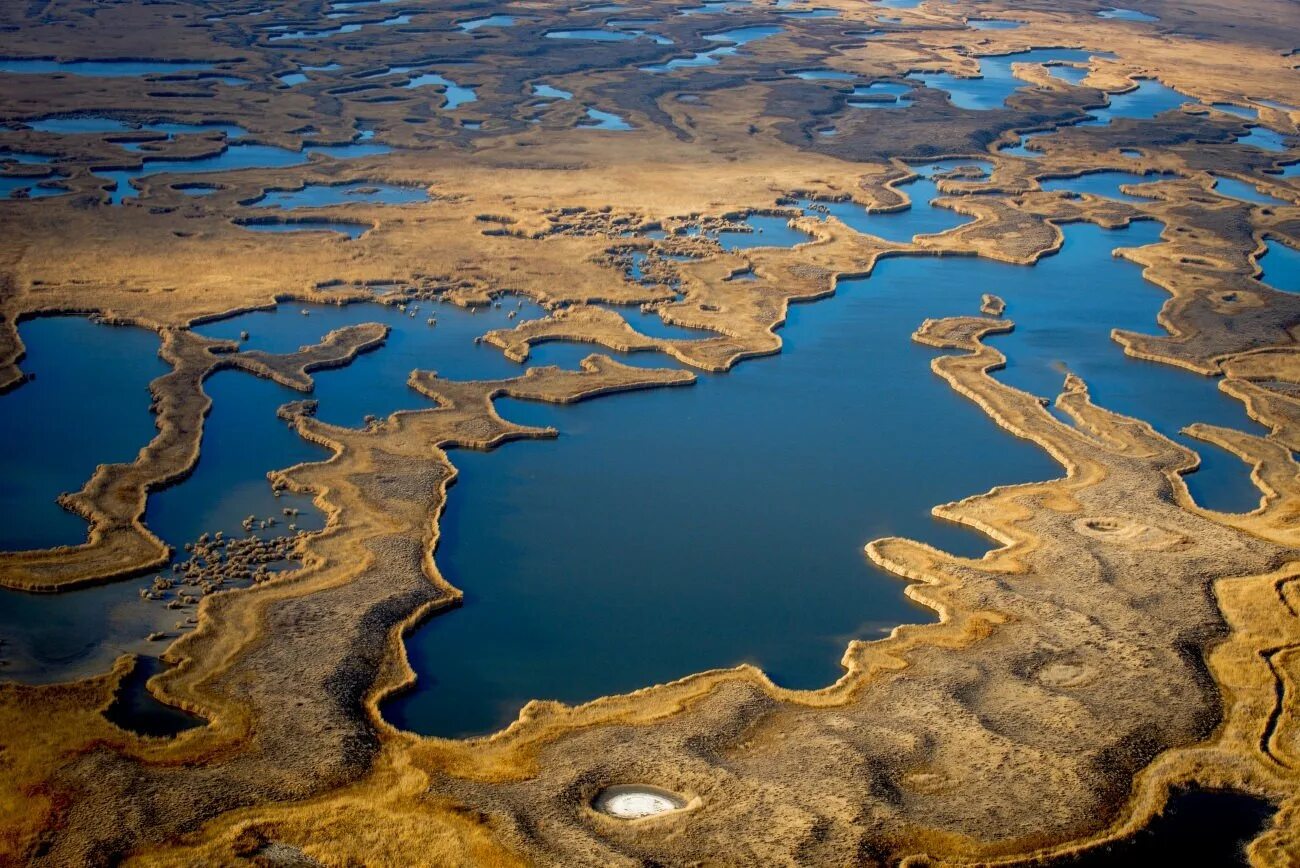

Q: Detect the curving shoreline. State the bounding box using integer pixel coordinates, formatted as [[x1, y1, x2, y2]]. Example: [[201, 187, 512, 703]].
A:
[[1, 0, 1299, 862]]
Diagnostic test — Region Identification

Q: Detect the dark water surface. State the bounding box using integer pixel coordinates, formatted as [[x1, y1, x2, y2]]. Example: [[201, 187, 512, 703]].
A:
[[0, 180, 1267, 737], [389, 216, 1263, 737]]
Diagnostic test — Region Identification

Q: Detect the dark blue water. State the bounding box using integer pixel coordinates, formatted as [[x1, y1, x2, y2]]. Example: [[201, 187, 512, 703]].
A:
[[144, 371, 328, 550], [0, 299, 542, 680], [104, 656, 205, 736], [386, 212, 1263, 737], [0, 318, 167, 551], [267, 13, 407, 41], [1260, 239, 1300, 293], [194, 299, 546, 427], [1057, 790, 1272, 867]]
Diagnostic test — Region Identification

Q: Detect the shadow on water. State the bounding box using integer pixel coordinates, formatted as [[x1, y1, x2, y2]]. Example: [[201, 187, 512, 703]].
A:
[[1051, 789, 1274, 867], [103, 656, 206, 737]]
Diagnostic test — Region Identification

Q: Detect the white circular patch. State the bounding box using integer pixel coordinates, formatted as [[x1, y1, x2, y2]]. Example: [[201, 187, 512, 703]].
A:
[[594, 785, 686, 819]]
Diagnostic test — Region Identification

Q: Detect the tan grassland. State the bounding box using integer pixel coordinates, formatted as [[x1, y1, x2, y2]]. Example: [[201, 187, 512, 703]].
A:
[[0, 0, 1298, 864]]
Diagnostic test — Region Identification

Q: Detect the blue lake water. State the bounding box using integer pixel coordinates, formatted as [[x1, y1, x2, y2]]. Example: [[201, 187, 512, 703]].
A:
[[1211, 102, 1258, 120], [386, 212, 1265, 737], [909, 49, 1098, 111], [250, 181, 428, 208], [0, 318, 167, 551], [640, 24, 781, 71], [546, 28, 636, 41], [969, 19, 1022, 30], [26, 117, 247, 141], [459, 15, 516, 31], [1212, 176, 1290, 206], [0, 299, 537, 680], [267, 22, 363, 41], [0, 149, 54, 164], [404, 72, 477, 108], [1097, 7, 1159, 21], [533, 84, 573, 100], [581, 108, 633, 130], [0, 209, 1267, 725], [848, 81, 912, 108], [1039, 170, 1173, 203], [0, 176, 68, 199], [1236, 127, 1287, 152], [797, 178, 970, 242], [1260, 239, 1300, 293], [0, 59, 216, 76], [94, 135, 390, 205], [686, 213, 813, 249]]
